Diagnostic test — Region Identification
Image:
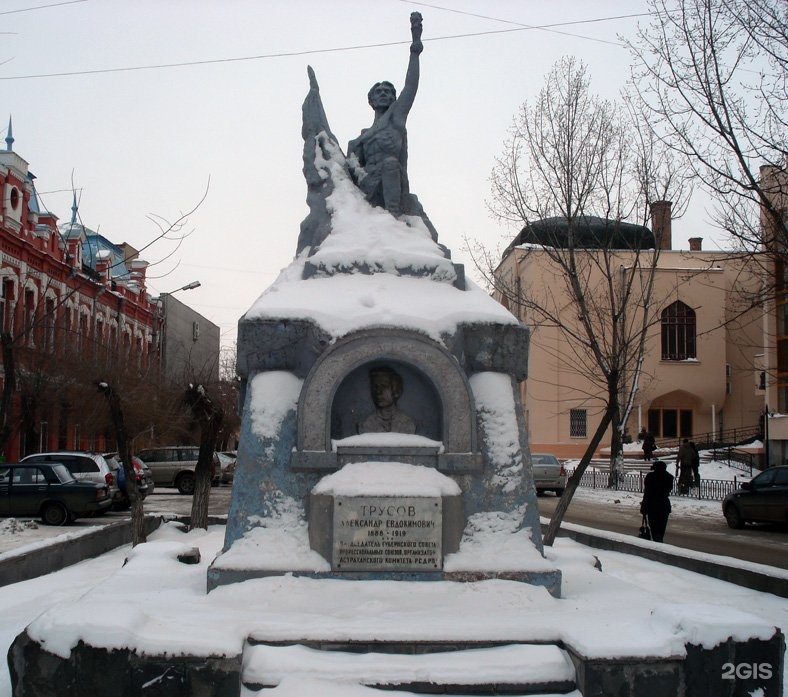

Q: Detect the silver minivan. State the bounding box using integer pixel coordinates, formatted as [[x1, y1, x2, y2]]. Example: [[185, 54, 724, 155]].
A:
[[135, 447, 220, 495]]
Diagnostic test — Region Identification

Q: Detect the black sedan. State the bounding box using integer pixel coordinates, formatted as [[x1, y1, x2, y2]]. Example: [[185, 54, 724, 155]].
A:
[[0, 462, 112, 525], [723, 465, 788, 529]]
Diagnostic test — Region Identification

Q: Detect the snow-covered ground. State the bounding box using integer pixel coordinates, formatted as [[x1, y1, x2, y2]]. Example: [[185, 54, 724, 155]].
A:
[[1, 466, 786, 697]]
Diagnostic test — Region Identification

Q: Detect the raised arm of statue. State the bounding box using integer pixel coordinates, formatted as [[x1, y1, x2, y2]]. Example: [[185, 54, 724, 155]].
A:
[[394, 12, 423, 122]]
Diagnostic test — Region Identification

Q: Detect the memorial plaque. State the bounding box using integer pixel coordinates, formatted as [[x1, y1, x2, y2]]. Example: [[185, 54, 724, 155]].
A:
[[333, 496, 442, 572]]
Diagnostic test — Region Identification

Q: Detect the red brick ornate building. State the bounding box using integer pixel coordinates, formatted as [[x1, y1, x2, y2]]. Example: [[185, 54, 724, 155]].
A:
[[0, 119, 156, 459]]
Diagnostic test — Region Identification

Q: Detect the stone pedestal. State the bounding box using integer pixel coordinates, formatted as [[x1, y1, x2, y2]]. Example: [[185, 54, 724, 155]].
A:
[[207, 322, 561, 595]]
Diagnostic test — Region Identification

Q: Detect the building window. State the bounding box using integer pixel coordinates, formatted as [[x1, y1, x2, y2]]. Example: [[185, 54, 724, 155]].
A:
[[647, 408, 693, 438], [64, 306, 72, 343], [44, 296, 56, 352], [23, 288, 36, 346], [1, 279, 14, 334], [661, 301, 696, 360], [570, 409, 587, 438]]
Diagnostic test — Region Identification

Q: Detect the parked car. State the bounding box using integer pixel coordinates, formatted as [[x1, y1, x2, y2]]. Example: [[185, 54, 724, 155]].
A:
[[722, 465, 788, 529], [532, 453, 567, 496], [21, 451, 121, 511], [103, 453, 154, 509], [134, 447, 219, 495], [215, 452, 236, 485], [0, 462, 112, 525], [130, 456, 155, 496]]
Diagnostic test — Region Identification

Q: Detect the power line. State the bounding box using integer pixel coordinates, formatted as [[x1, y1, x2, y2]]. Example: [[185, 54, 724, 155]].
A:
[[404, 1, 655, 46], [0, 0, 87, 17], [0, 11, 648, 81]]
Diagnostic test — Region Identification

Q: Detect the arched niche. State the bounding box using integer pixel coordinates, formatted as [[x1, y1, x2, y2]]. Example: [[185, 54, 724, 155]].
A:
[[331, 360, 442, 441], [291, 328, 479, 472]]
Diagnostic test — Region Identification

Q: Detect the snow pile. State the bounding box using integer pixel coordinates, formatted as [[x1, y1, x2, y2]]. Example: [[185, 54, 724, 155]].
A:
[[305, 135, 457, 283], [213, 494, 329, 573], [444, 509, 552, 573], [243, 642, 575, 689], [248, 371, 302, 443], [332, 433, 444, 452], [245, 267, 516, 343], [470, 372, 523, 494], [0, 519, 38, 535], [312, 462, 461, 497]]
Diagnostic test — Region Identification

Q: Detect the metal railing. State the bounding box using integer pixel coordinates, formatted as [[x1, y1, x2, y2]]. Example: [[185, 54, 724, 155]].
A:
[[708, 447, 759, 475], [652, 424, 762, 453], [567, 467, 744, 501]]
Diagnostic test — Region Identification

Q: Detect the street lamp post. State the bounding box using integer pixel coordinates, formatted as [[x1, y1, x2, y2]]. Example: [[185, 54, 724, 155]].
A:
[[153, 281, 201, 375]]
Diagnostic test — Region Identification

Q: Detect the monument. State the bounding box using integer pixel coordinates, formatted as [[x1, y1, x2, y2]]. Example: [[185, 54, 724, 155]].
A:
[[9, 14, 784, 697], [207, 11, 558, 592]]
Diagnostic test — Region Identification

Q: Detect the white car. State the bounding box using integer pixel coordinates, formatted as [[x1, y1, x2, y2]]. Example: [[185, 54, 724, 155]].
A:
[[531, 453, 567, 496]]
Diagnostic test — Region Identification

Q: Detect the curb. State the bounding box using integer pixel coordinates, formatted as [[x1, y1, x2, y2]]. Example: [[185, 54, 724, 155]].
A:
[[547, 522, 788, 599], [0, 515, 227, 588], [0, 515, 165, 588]]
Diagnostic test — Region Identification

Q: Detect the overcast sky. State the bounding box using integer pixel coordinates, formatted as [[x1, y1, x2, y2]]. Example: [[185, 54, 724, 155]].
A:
[[1, 0, 723, 350]]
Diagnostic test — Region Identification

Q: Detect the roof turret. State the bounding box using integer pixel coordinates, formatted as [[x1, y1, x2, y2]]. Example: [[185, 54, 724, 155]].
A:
[[5, 115, 13, 151]]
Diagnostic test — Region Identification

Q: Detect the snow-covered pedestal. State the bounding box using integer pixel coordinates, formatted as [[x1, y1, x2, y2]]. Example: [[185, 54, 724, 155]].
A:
[[207, 277, 558, 591]]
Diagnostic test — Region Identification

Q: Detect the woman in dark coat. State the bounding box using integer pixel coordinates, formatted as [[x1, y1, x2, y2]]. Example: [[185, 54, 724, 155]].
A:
[[640, 460, 674, 543], [642, 431, 656, 461]]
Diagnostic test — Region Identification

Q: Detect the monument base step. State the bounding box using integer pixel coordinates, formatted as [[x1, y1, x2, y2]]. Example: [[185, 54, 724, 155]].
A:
[[207, 565, 563, 598], [241, 640, 577, 695]]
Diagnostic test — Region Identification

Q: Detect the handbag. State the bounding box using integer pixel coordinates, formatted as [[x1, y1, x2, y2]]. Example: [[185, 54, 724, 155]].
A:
[[638, 515, 652, 540]]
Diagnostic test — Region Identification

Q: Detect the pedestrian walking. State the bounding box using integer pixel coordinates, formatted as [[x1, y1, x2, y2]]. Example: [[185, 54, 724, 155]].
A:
[[690, 441, 701, 487], [675, 438, 695, 495], [642, 431, 656, 461], [640, 460, 674, 543]]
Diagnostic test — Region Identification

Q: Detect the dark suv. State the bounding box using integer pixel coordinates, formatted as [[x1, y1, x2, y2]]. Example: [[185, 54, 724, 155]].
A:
[[0, 462, 112, 525]]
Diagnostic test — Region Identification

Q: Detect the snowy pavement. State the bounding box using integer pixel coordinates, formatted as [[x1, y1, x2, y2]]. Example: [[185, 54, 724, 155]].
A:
[[1, 521, 786, 697], [1, 468, 786, 696]]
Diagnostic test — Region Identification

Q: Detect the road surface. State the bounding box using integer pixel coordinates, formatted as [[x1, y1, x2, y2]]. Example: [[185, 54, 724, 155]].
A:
[[537, 493, 788, 570]]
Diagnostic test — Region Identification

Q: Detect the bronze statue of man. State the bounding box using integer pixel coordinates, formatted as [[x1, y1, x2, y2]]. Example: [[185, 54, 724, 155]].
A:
[[347, 12, 423, 218], [357, 367, 416, 435]]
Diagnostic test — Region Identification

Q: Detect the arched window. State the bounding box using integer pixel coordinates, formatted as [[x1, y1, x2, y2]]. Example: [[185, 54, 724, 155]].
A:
[[661, 301, 696, 360]]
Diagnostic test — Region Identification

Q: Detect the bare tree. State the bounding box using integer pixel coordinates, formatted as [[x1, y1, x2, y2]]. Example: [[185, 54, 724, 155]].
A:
[[477, 57, 689, 545], [184, 383, 223, 531], [97, 381, 145, 545], [626, 0, 787, 260]]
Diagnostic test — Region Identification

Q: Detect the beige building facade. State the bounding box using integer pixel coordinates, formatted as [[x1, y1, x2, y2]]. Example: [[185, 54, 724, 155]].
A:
[[496, 215, 765, 459]]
